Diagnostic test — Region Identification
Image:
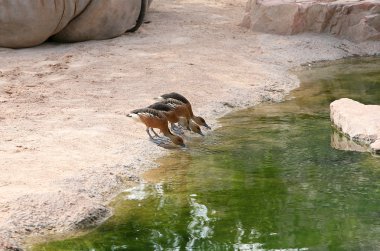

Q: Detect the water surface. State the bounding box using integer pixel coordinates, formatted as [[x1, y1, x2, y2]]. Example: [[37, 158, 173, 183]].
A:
[[34, 57, 380, 250]]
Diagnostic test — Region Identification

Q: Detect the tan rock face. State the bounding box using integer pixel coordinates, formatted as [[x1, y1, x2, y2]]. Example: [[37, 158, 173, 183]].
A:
[[242, 0, 380, 42], [330, 98, 380, 155]]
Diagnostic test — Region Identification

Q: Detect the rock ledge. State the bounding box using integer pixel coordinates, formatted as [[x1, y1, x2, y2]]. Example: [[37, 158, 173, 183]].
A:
[[242, 0, 380, 42]]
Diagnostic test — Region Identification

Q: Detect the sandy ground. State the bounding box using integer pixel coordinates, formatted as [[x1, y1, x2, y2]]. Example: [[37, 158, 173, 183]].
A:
[[0, 0, 379, 249]]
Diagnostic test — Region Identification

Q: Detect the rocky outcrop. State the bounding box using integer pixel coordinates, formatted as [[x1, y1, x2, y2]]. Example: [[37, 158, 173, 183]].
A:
[[330, 98, 380, 156], [242, 0, 380, 42], [0, 0, 151, 48]]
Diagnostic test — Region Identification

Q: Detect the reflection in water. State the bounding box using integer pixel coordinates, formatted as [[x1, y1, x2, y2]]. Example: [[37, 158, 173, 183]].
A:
[[186, 198, 213, 250], [123, 183, 148, 201], [34, 58, 380, 251]]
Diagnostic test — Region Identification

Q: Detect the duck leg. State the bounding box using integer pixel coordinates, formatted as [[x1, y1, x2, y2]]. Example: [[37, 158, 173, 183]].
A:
[[150, 128, 161, 138], [148, 128, 171, 145], [178, 118, 191, 131], [146, 128, 155, 139]]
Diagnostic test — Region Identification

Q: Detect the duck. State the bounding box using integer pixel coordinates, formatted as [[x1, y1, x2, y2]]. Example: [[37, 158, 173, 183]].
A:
[[157, 98, 204, 135], [127, 108, 186, 147], [157, 92, 211, 129], [147, 102, 182, 129], [148, 102, 204, 136]]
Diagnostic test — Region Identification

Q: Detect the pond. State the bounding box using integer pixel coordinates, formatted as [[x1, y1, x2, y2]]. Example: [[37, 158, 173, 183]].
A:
[[34, 57, 380, 250]]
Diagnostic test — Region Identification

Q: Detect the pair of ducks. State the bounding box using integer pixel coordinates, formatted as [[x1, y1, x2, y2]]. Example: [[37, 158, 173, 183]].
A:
[[127, 92, 210, 147]]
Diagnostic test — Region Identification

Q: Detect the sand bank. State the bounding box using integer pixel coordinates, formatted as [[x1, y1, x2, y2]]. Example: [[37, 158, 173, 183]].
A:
[[0, 0, 379, 249]]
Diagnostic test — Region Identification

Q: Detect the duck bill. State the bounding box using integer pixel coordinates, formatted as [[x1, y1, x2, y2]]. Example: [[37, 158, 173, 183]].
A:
[[204, 124, 211, 130]]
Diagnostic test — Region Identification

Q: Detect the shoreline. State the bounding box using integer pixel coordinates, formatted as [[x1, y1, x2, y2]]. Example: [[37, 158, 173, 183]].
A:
[[1, 0, 380, 250], [28, 54, 380, 249]]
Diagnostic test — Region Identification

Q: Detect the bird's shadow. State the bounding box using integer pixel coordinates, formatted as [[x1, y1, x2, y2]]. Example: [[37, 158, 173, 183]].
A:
[[150, 137, 181, 150]]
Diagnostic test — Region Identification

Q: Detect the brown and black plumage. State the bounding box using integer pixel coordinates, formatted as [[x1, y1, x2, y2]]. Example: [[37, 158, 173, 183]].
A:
[[158, 92, 210, 129], [149, 101, 204, 136], [148, 102, 180, 125], [127, 108, 185, 147], [158, 98, 204, 135], [161, 92, 190, 105]]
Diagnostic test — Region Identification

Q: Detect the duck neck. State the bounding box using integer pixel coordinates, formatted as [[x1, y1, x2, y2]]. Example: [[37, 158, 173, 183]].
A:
[[189, 120, 198, 131], [162, 128, 173, 138], [163, 130, 179, 142], [187, 104, 194, 116]]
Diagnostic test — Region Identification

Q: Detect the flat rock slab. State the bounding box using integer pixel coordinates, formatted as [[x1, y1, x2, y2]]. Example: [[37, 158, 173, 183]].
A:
[[242, 0, 380, 42], [330, 98, 380, 155]]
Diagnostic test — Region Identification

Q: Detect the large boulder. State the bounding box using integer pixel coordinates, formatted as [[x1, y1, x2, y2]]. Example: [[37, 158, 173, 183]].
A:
[[330, 98, 380, 155], [0, 0, 150, 48], [242, 0, 380, 42]]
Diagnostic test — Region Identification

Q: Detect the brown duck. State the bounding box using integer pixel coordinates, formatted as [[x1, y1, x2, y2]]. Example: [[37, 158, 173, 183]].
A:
[[127, 108, 185, 147], [158, 92, 211, 129]]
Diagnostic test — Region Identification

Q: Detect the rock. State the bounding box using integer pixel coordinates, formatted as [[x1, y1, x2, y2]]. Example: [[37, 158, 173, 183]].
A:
[[0, 0, 150, 48], [242, 0, 380, 42], [331, 130, 369, 153], [330, 98, 380, 155], [370, 139, 380, 155]]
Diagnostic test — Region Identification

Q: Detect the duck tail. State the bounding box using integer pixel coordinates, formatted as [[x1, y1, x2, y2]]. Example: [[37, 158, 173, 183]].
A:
[[127, 113, 142, 123]]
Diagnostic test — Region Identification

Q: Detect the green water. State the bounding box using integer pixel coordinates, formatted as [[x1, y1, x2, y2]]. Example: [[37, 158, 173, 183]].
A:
[[34, 58, 380, 251]]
